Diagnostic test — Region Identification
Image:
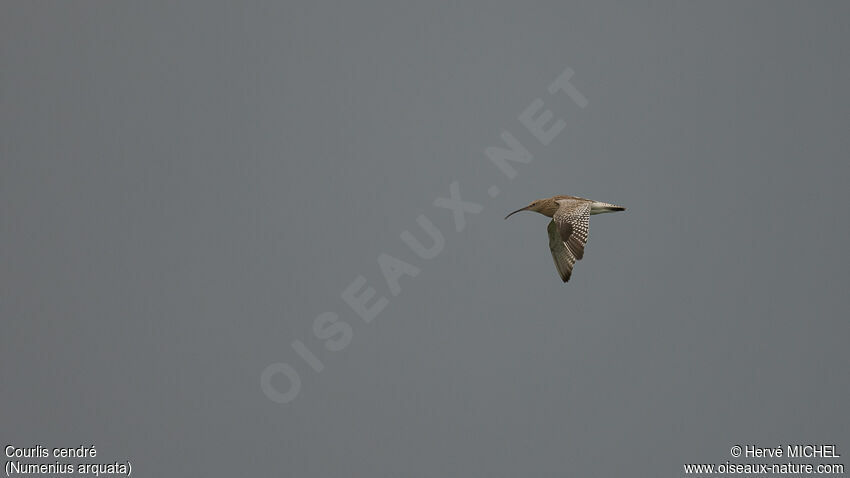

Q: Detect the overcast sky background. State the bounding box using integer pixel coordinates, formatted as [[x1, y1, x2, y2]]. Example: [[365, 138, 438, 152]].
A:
[[2, 1, 848, 476]]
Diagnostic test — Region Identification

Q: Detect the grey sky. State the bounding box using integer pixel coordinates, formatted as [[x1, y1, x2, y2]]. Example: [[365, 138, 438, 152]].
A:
[[2, 1, 848, 476]]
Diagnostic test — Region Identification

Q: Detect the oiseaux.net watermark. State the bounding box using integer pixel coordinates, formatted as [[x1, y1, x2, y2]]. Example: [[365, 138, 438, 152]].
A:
[[261, 66, 588, 405]]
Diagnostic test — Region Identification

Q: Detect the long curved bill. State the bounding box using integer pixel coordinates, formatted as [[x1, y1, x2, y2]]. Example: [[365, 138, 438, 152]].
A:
[[504, 206, 531, 220]]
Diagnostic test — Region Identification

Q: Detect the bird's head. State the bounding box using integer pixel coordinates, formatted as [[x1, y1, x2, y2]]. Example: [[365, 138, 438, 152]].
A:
[[504, 199, 546, 219]]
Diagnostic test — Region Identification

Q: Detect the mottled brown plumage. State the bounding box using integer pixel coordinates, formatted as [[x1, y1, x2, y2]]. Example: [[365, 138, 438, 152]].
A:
[[505, 195, 625, 282]]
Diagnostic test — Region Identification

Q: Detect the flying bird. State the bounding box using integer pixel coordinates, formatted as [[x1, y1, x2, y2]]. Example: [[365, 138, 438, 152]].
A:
[[505, 195, 625, 282]]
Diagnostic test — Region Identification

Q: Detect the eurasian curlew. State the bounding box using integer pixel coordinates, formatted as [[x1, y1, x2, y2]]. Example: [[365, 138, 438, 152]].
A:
[[505, 195, 625, 282]]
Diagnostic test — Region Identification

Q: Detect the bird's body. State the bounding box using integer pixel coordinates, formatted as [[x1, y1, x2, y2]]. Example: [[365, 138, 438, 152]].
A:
[[505, 195, 625, 282]]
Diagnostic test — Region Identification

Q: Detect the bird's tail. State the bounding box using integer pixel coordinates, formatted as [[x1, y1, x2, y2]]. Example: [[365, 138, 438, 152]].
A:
[[590, 201, 626, 214]]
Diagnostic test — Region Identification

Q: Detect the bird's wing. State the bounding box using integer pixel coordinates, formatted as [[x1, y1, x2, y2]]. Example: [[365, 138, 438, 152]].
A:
[[546, 200, 591, 282], [547, 219, 576, 282], [554, 199, 591, 261]]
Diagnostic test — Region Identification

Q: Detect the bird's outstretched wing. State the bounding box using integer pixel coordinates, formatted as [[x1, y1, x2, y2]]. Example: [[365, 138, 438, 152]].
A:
[[547, 220, 575, 282], [547, 200, 591, 282]]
